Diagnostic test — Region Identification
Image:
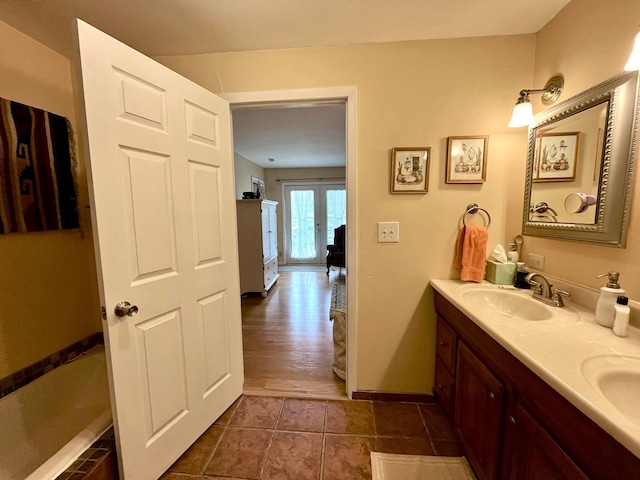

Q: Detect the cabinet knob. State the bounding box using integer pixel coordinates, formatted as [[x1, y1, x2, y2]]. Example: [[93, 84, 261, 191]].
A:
[[439, 341, 445, 346], [488, 392, 495, 400], [509, 416, 517, 424]]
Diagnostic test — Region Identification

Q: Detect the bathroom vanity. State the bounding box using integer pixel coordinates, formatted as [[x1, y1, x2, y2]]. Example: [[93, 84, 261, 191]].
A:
[[431, 279, 640, 480]]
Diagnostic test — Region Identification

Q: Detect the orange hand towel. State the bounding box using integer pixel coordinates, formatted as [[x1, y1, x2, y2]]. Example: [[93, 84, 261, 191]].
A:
[[454, 225, 489, 283]]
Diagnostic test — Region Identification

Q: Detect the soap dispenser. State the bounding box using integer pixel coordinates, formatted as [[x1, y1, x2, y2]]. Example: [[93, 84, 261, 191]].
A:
[[514, 262, 531, 289], [595, 272, 626, 328]]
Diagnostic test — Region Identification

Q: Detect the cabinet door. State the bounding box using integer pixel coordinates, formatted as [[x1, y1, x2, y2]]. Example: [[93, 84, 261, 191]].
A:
[[455, 342, 503, 480], [268, 203, 278, 259], [434, 356, 455, 418], [436, 317, 457, 374], [261, 203, 271, 259], [503, 401, 588, 480], [261, 202, 278, 261]]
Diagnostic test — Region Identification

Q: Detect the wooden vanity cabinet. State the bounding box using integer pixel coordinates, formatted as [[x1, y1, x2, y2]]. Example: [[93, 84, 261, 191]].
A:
[[502, 399, 588, 480], [433, 291, 640, 480], [455, 342, 504, 480], [434, 317, 457, 416]]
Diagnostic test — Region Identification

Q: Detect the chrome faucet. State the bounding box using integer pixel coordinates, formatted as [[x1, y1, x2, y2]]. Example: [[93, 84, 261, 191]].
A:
[[525, 273, 571, 307]]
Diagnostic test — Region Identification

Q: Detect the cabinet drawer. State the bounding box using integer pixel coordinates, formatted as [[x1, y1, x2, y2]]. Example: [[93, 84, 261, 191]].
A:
[[263, 257, 278, 288], [434, 356, 455, 418], [436, 317, 457, 374]]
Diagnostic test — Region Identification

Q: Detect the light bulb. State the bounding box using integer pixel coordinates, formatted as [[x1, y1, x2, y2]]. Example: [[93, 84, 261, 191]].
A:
[[508, 101, 535, 128], [624, 31, 640, 71]]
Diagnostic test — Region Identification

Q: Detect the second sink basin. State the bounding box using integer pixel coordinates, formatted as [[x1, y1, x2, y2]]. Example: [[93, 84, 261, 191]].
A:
[[582, 355, 640, 428], [461, 288, 552, 321]]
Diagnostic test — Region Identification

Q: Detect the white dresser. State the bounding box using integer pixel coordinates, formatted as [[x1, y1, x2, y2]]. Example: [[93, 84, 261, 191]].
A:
[[236, 199, 279, 297]]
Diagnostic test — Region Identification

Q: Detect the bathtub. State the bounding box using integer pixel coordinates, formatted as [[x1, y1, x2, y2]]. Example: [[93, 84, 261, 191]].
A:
[[0, 345, 112, 480]]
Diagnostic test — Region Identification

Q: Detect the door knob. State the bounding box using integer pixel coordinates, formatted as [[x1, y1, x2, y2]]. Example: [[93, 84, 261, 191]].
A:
[[114, 301, 139, 317]]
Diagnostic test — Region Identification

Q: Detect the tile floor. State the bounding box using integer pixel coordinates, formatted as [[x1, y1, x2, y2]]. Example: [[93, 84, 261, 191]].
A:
[[161, 395, 463, 480]]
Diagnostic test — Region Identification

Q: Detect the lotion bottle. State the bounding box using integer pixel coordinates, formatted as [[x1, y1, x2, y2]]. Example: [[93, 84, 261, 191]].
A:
[[613, 296, 630, 337], [595, 272, 625, 328]]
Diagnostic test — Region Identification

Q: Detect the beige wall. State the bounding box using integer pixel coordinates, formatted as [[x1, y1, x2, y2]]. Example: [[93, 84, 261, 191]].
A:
[[527, 0, 640, 299], [158, 36, 536, 393], [6, 0, 630, 395], [263, 167, 346, 262], [234, 152, 265, 199], [0, 21, 100, 378]]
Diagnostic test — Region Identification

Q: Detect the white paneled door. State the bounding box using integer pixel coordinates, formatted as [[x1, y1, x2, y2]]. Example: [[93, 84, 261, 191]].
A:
[[74, 20, 244, 479]]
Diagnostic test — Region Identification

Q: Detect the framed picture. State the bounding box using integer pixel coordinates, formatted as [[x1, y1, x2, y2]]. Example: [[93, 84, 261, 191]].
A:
[[532, 135, 542, 180], [251, 175, 266, 198], [534, 132, 580, 182], [446, 136, 488, 184], [390, 147, 430, 194]]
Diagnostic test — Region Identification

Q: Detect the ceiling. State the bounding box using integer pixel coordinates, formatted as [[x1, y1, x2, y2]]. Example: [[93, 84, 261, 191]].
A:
[[0, 0, 570, 169], [0, 0, 570, 58], [232, 104, 346, 169]]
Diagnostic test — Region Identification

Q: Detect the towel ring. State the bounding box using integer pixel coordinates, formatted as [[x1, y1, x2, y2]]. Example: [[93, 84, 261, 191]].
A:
[[463, 203, 491, 229], [530, 202, 558, 216]]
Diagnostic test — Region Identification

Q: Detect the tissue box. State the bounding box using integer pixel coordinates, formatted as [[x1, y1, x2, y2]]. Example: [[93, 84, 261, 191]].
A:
[[486, 260, 516, 285]]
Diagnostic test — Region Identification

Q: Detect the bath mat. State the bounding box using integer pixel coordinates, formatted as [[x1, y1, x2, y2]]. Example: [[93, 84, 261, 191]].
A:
[[371, 452, 476, 480]]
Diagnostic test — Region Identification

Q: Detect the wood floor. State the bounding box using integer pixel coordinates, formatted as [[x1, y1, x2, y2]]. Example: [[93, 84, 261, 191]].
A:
[[241, 268, 346, 399]]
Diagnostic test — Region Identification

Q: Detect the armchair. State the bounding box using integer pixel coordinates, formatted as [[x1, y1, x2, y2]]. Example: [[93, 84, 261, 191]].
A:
[[326, 224, 346, 275]]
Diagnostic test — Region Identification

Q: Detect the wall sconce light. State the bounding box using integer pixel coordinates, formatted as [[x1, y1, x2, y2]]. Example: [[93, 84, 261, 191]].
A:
[[508, 76, 564, 128], [624, 28, 640, 71]]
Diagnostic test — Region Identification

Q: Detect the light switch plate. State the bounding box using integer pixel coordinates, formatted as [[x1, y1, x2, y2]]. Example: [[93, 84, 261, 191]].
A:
[[377, 222, 399, 243]]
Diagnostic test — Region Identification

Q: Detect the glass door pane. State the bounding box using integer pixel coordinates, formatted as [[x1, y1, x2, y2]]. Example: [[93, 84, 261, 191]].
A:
[[284, 183, 346, 265], [289, 189, 317, 261], [325, 187, 346, 245]]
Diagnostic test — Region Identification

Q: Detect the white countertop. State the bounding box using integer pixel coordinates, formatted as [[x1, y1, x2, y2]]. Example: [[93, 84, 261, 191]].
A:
[[430, 278, 640, 459]]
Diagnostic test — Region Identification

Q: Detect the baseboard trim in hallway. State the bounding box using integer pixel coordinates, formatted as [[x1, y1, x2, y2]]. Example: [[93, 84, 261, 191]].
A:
[[243, 389, 347, 401], [277, 264, 328, 272], [353, 391, 436, 403]]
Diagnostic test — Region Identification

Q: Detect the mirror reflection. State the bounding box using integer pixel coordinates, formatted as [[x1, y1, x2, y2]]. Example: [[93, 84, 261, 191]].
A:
[[522, 71, 639, 248], [529, 101, 608, 224]]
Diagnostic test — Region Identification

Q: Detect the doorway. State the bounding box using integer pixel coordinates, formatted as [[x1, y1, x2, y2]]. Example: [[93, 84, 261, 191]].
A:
[[223, 87, 357, 398], [284, 183, 346, 265]]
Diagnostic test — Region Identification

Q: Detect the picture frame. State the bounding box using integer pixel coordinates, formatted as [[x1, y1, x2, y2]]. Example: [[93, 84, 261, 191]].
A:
[[251, 175, 266, 198], [446, 136, 489, 184], [593, 127, 603, 183], [532, 135, 542, 180], [534, 131, 580, 182], [390, 147, 430, 194]]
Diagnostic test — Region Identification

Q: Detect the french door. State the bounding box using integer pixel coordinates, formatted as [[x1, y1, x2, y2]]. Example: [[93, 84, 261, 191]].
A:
[[285, 184, 346, 264]]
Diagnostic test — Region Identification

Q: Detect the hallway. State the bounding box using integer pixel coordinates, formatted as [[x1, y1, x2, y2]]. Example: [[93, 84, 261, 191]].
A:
[[241, 269, 346, 398]]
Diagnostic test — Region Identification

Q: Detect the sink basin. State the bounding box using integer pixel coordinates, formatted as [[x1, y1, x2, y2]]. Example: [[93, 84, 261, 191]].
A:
[[461, 288, 552, 321], [582, 355, 640, 427]]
